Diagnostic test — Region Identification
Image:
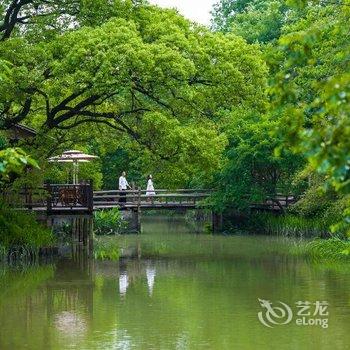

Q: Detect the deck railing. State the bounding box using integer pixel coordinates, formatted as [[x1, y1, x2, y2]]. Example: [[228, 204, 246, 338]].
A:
[[46, 181, 94, 212], [1, 181, 94, 212]]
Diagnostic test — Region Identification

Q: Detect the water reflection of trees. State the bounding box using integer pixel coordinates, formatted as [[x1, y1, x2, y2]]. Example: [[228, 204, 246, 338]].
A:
[[1, 247, 350, 349], [0, 250, 94, 349], [46, 252, 94, 330], [0, 265, 54, 349]]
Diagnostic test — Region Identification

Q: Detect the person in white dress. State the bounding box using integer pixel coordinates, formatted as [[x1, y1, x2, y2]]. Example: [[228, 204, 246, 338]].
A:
[[146, 175, 155, 200]]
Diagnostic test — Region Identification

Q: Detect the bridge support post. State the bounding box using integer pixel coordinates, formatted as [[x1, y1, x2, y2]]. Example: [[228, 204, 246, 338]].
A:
[[88, 217, 94, 256], [212, 211, 223, 233], [45, 181, 52, 214], [87, 179, 94, 213], [46, 216, 54, 228], [130, 207, 141, 233]]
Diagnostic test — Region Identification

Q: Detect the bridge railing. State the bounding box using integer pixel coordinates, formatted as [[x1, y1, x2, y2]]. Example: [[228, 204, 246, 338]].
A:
[[93, 189, 212, 208], [1, 186, 48, 209], [2, 185, 297, 213], [250, 194, 297, 212], [46, 182, 94, 211], [1, 185, 211, 211]]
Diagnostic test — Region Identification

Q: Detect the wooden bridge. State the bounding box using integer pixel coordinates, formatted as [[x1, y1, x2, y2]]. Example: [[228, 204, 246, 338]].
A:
[[2, 184, 212, 214], [94, 189, 211, 210], [2, 182, 297, 234], [2, 183, 297, 214]]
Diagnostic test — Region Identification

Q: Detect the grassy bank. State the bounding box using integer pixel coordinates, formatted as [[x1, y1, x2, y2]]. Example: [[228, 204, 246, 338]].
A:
[[0, 204, 54, 262], [247, 213, 330, 238], [227, 212, 350, 262], [291, 238, 350, 262]]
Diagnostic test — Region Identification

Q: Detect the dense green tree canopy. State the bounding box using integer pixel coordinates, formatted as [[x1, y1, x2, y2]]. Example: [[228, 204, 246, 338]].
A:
[[1, 7, 266, 129], [210, 108, 304, 210], [212, 0, 291, 43], [270, 1, 350, 191], [211, 0, 252, 32], [213, 0, 350, 234], [0, 0, 267, 187]]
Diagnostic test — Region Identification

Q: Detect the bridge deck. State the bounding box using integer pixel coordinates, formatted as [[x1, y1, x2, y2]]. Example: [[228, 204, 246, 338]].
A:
[[3, 184, 297, 215], [29, 201, 202, 213]]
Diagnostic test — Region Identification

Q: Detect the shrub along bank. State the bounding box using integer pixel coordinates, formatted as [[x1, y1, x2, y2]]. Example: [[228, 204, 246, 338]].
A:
[[0, 203, 54, 262]]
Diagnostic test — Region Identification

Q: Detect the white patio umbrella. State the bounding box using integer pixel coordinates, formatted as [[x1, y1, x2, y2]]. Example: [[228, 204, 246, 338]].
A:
[[48, 150, 99, 184]]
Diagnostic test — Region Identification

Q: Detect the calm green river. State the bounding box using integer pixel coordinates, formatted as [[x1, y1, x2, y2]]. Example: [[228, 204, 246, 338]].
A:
[[0, 216, 349, 350]]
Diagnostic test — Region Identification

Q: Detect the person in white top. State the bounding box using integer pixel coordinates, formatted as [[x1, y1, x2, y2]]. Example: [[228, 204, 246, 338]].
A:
[[146, 175, 155, 201], [119, 171, 130, 204]]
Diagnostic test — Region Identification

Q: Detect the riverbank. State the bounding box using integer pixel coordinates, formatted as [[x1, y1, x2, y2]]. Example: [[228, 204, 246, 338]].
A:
[[221, 212, 350, 262], [290, 238, 350, 262], [0, 204, 55, 263]]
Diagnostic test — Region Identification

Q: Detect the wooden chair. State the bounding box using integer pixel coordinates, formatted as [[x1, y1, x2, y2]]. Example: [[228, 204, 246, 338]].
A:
[[59, 187, 79, 206]]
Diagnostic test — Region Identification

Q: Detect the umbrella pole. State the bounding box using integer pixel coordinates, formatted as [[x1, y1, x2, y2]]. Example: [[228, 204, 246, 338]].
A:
[[73, 161, 77, 185], [76, 162, 79, 184]]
